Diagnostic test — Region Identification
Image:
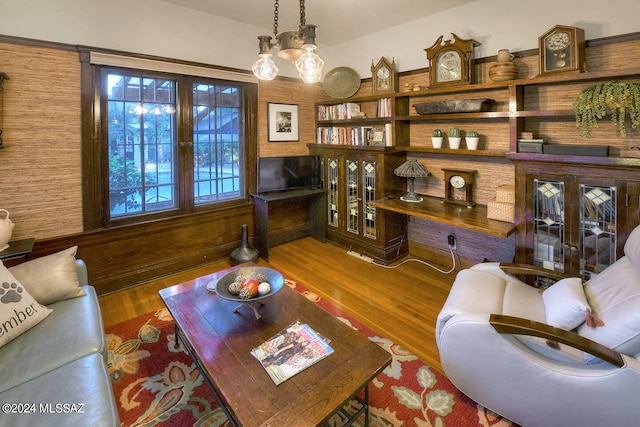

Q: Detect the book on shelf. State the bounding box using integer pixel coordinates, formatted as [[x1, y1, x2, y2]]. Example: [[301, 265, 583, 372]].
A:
[[251, 321, 334, 386], [376, 97, 392, 118], [317, 102, 361, 120], [317, 125, 383, 146]]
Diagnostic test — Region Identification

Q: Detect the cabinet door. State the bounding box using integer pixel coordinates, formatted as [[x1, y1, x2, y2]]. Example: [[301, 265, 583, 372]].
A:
[[326, 157, 340, 228], [362, 159, 377, 240], [533, 178, 566, 272], [344, 156, 379, 241], [531, 176, 619, 279], [578, 183, 617, 279], [346, 159, 360, 235]]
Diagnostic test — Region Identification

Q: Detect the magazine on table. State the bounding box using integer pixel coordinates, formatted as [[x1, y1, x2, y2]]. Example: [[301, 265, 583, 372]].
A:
[[251, 321, 334, 385]]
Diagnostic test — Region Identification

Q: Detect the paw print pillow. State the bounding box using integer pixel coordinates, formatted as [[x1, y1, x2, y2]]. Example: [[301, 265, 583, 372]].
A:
[[0, 263, 52, 347]]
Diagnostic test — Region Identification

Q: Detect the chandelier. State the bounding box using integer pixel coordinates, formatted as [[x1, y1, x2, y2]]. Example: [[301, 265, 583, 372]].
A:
[[252, 0, 325, 83]]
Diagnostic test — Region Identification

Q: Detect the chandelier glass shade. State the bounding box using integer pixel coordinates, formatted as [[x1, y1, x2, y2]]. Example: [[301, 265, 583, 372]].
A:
[[252, 0, 324, 83]]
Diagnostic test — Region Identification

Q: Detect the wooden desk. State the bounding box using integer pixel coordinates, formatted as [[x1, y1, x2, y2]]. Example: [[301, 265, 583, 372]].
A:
[[251, 188, 327, 261], [371, 194, 517, 238], [159, 263, 391, 426]]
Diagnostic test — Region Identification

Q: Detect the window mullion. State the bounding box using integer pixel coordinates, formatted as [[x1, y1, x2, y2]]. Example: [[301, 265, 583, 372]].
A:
[[177, 76, 194, 213]]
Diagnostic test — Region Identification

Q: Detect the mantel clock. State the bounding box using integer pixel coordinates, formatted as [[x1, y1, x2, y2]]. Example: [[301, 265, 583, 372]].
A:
[[424, 33, 480, 88], [371, 57, 398, 94], [538, 25, 585, 76], [442, 168, 476, 207]]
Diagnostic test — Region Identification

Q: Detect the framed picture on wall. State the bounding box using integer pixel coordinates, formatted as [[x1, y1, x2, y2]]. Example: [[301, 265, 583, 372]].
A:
[[268, 103, 299, 142]]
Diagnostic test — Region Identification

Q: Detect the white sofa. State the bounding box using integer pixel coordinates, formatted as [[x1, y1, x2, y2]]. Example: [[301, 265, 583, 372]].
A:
[[0, 247, 119, 426], [436, 225, 640, 427]]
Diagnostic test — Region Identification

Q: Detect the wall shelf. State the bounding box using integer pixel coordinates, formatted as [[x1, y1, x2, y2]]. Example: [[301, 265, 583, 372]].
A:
[[370, 195, 517, 238], [395, 146, 507, 157]]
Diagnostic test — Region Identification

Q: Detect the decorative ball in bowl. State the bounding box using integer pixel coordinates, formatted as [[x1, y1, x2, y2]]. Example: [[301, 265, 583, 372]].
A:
[[214, 266, 284, 303]]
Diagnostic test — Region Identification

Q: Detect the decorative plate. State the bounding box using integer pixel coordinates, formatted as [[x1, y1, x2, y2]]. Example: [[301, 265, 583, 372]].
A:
[[210, 266, 284, 302], [322, 67, 361, 99]]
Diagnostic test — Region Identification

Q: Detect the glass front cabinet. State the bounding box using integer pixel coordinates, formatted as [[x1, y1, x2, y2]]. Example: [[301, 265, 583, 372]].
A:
[[310, 146, 408, 263], [515, 160, 640, 282]]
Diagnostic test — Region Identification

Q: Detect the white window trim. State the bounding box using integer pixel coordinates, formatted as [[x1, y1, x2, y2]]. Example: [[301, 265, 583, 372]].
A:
[[90, 51, 258, 83]]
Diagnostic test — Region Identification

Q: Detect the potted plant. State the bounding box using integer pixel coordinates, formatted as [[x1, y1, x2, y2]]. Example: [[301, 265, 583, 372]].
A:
[[465, 130, 480, 150], [432, 128, 444, 148], [449, 127, 461, 149], [574, 80, 640, 138]]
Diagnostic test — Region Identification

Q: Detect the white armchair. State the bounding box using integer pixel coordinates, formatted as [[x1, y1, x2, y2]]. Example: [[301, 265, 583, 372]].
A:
[[436, 225, 640, 427]]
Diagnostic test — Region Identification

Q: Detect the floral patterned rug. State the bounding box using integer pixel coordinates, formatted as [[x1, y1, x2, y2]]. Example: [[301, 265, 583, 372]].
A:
[[106, 277, 517, 426]]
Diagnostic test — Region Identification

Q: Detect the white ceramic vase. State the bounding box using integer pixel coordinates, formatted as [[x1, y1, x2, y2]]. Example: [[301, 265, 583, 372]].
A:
[[0, 209, 14, 251], [466, 137, 480, 150], [431, 137, 443, 148], [449, 137, 461, 150]]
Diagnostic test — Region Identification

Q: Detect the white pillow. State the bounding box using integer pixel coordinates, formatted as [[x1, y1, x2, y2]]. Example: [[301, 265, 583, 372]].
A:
[[542, 277, 590, 330], [8, 246, 86, 305], [579, 256, 640, 360], [0, 263, 52, 347]]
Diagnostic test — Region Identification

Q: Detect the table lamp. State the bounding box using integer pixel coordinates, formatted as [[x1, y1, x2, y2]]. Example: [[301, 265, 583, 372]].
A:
[[394, 159, 430, 202]]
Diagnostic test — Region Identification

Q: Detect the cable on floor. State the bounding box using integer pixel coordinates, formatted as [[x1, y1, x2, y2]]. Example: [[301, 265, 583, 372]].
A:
[[372, 247, 457, 274]]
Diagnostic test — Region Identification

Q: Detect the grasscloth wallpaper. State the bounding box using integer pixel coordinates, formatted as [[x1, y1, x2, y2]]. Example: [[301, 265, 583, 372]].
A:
[[0, 42, 83, 241]]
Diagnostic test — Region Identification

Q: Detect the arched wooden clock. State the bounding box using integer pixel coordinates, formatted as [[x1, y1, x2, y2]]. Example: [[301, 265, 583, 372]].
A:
[[538, 25, 585, 76], [371, 56, 398, 94], [442, 168, 476, 207], [424, 33, 480, 88]]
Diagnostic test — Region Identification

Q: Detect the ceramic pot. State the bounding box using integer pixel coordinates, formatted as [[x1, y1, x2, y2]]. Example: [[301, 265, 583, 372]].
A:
[[431, 137, 443, 148], [497, 49, 513, 63], [449, 137, 461, 150], [0, 209, 15, 251], [230, 224, 259, 265], [489, 49, 518, 82], [465, 137, 480, 150]]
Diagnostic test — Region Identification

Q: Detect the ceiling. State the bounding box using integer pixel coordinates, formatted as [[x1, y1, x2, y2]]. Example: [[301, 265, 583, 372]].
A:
[[158, 0, 478, 46]]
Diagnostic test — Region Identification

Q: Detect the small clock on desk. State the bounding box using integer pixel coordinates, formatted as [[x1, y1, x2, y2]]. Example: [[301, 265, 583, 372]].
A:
[[442, 168, 476, 207]]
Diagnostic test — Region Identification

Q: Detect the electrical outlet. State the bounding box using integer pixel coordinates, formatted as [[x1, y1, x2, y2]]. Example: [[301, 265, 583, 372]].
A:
[[448, 233, 456, 250]]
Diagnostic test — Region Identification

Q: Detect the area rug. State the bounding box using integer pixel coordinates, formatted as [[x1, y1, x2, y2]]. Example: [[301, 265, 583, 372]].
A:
[[106, 277, 516, 426]]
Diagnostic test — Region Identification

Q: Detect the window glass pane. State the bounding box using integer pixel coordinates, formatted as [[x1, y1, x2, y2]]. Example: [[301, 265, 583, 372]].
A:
[[107, 72, 177, 217], [193, 83, 243, 204]]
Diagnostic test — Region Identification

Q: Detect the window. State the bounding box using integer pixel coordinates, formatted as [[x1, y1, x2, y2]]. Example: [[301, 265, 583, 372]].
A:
[[192, 82, 243, 204], [107, 74, 178, 217], [82, 55, 257, 228]]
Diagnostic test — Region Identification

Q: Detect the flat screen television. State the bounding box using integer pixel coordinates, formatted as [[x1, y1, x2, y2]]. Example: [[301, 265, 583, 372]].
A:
[[258, 155, 322, 192]]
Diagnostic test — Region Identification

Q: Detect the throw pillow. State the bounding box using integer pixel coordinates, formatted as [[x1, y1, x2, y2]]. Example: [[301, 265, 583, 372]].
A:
[[542, 277, 590, 330], [624, 224, 640, 269], [0, 263, 52, 347], [579, 256, 640, 360], [8, 246, 86, 306]]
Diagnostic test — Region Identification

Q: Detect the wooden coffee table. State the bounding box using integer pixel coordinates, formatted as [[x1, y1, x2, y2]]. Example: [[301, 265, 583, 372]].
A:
[[159, 263, 391, 426]]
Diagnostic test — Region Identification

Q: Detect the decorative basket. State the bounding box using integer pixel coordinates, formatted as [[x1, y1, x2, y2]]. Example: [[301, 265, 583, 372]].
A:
[[487, 198, 514, 223], [495, 185, 515, 204]]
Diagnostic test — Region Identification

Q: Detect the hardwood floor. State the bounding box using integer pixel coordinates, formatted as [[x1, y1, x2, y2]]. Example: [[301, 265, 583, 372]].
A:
[[98, 237, 457, 373]]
